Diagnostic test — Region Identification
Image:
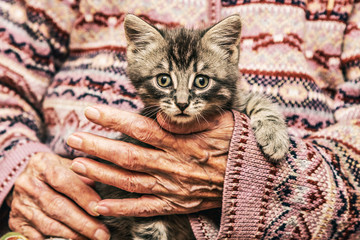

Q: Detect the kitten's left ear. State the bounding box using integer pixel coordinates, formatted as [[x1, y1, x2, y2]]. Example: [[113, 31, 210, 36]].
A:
[[202, 15, 242, 62]]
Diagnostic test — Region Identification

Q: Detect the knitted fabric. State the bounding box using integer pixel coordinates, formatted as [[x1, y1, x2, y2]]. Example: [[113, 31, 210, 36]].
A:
[[190, 112, 360, 239], [0, 0, 359, 239]]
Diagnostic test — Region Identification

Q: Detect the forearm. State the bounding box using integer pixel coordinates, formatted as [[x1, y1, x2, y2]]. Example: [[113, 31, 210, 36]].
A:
[[335, 1, 360, 121], [0, 0, 74, 205]]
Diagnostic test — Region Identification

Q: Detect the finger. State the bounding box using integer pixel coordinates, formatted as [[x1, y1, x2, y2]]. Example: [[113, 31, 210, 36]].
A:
[[95, 196, 222, 217], [84, 105, 176, 149], [45, 167, 100, 216], [67, 132, 171, 173], [8, 215, 44, 240], [31, 153, 100, 216], [11, 198, 85, 240], [78, 175, 96, 186], [67, 132, 218, 181], [72, 158, 222, 198], [71, 157, 160, 194], [15, 174, 110, 240], [9, 212, 44, 240], [59, 158, 95, 185]]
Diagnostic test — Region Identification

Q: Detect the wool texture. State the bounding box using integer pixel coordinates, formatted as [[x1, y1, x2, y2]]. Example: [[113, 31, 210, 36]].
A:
[[0, 0, 359, 239]]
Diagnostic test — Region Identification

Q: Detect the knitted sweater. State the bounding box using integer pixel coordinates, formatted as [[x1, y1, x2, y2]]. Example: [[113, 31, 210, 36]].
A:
[[0, 0, 359, 239]]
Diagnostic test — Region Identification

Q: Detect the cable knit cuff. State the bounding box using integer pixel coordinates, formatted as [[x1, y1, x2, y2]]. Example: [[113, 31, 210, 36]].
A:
[[0, 141, 52, 206], [189, 110, 275, 239]]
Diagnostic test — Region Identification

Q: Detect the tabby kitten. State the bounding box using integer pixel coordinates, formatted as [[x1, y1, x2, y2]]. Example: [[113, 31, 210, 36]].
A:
[[97, 14, 289, 239]]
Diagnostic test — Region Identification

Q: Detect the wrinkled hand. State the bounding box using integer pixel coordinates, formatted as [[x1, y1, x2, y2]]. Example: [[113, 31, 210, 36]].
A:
[[67, 105, 234, 217], [8, 152, 110, 240]]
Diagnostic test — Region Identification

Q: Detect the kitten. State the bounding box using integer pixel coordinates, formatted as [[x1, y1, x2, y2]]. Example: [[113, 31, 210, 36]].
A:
[[97, 14, 289, 239]]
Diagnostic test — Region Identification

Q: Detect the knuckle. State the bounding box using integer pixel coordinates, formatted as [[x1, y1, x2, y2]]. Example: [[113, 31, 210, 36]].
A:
[[14, 176, 43, 200], [14, 174, 28, 189], [131, 121, 152, 143], [10, 198, 21, 211], [103, 144, 121, 162], [46, 196, 66, 218], [42, 220, 59, 235], [133, 130, 151, 143], [124, 147, 139, 170], [8, 218, 27, 235], [29, 152, 45, 167], [87, 140, 100, 156], [47, 168, 68, 189], [117, 175, 137, 192], [108, 118, 121, 130], [8, 217, 16, 230], [94, 167, 110, 183], [9, 201, 24, 218], [39, 213, 85, 239], [140, 204, 162, 216], [27, 153, 50, 179], [146, 177, 162, 193], [76, 220, 96, 236]]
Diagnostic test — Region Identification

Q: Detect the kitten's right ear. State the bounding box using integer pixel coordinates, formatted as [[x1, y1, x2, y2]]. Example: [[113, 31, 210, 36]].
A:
[[124, 14, 164, 51], [202, 15, 242, 62]]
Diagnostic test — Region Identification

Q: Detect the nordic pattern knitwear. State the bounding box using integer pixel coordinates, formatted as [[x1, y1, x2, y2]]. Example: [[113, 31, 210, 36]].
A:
[[0, 0, 359, 239], [190, 112, 360, 239]]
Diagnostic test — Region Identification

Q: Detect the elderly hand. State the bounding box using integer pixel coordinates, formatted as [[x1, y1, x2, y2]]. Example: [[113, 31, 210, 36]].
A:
[[8, 152, 110, 240], [67, 105, 234, 217]]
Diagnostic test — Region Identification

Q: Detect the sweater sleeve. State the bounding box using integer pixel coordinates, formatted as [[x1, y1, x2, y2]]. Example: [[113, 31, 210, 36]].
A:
[[334, 0, 360, 122], [0, 0, 77, 205], [189, 110, 360, 239]]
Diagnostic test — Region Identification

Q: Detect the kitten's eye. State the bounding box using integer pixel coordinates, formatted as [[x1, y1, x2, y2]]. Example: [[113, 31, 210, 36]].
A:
[[194, 75, 209, 89], [157, 74, 172, 88]]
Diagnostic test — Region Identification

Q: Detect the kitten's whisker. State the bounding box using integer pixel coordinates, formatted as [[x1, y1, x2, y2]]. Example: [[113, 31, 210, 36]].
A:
[[144, 110, 158, 118], [198, 113, 209, 125], [195, 114, 201, 125], [141, 106, 160, 119], [215, 105, 226, 117], [158, 110, 173, 133]]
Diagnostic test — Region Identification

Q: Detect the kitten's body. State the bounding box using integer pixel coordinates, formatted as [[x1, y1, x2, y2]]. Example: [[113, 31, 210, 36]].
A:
[[97, 14, 289, 239]]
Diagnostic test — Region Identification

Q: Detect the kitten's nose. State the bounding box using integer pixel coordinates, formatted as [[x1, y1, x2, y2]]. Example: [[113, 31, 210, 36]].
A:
[[176, 102, 189, 112]]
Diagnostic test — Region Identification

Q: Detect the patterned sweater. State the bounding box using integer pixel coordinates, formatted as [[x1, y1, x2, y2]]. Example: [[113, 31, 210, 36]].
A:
[[0, 0, 359, 239]]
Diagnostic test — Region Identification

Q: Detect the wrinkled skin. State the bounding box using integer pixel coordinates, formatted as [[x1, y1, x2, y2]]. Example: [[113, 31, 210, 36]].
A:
[[67, 105, 234, 217], [7, 152, 110, 240]]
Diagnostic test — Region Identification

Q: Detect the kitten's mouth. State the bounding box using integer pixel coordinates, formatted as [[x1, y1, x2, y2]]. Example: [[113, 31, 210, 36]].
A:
[[175, 113, 190, 117], [172, 113, 194, 123], [159, 112, 194, 124]]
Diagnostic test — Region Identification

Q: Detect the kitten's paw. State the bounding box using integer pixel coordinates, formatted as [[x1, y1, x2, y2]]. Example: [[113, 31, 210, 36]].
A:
[[253, 120, 289, 162]]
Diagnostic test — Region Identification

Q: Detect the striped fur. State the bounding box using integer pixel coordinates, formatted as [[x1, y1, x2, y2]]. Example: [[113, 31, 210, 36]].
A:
[[126, 14, 289, 161]]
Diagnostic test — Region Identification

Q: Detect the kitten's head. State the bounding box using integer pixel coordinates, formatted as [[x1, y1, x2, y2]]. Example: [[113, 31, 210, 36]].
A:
[[124, 14, 241, 123]]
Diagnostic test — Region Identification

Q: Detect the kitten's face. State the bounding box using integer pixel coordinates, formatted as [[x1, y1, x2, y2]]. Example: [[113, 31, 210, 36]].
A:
[[124, 15, 242, 123]]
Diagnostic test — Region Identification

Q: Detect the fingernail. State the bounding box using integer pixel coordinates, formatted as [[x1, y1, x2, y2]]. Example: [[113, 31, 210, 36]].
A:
[[85, 106, 100, 120], [71, 162, 86, 175], [67, 135, 83, 148], [94, 228, 110, 240], [95, 205, 110, 215], [89, 201, 100, 216]]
